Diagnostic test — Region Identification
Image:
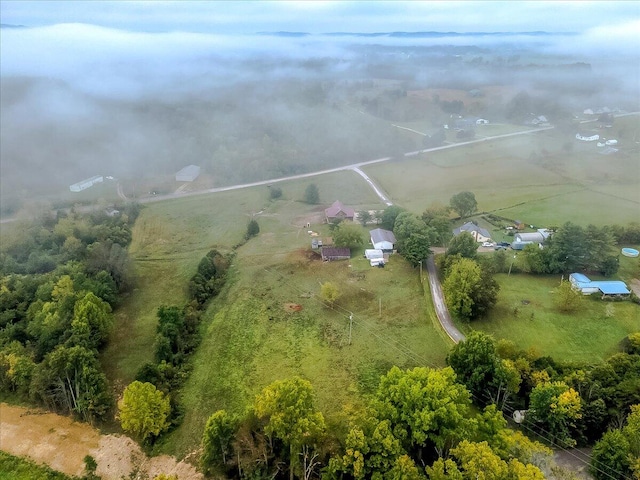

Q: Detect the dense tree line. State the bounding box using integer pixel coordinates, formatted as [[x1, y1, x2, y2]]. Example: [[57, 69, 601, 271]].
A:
[[521, 221, 636, 276], [199, 368, 554, 479], [448, 331, 640, 460], [134, 248, 231, 438], [0, 204, 140, 422]]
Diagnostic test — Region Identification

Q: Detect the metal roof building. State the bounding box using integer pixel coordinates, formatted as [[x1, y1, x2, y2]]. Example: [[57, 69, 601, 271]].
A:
[[175, 165, 201, 182], [569, 273, 630, 297], [370, 228, 396, 251]]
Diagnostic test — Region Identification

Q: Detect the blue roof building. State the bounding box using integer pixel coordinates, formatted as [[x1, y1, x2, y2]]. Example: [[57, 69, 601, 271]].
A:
[[569, 273, 630, 297]]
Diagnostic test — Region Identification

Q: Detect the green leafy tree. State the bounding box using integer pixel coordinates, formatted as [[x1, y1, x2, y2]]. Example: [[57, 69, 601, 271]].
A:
[[333, 222, 364, 248], [528, 381, 582, 447], [443, 258, 482, 320], [591, 430, 632, 480], [357, 210, 372, 226], [30, 345, 112, 423], [380, 205, 405, 231], [254, 377, 325, 480], [373, 366, 473, 458], [327, 417, 405, 479], [269, 186, 283, 200], [449, 192, 478, 218], [447, 332, 504, 404], [245, 219, 260, 239], [401, 232, 433, 266], [201, 410, 240, 474], [69, 292, 112, 349], [304, 183, 320, 204], [447, 232, 478, 259], [119, 381, 171, 443], [320, 282, 340, 305], [423, 203, 452, 247], [554, 280, 582, 313]]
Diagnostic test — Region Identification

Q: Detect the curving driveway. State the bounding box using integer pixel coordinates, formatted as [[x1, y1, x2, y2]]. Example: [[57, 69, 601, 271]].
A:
[[425, 255, 466, 344]]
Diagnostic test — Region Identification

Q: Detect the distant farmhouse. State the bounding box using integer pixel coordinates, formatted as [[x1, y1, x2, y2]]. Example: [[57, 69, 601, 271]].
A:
[[453, 222, 491, 243], [175, 165, 201, 182], [370, 228, 396, 252], [325, 200, 355, 223], [70, 175, 103, 192], [569, 273, 630, 298]]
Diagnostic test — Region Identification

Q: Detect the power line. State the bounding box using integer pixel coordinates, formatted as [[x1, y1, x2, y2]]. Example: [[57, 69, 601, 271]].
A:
[[239, 256, 629, 478]]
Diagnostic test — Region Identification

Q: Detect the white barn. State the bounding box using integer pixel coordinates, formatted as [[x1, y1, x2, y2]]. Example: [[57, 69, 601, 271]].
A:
[[70, 175, 103, 192], [175, 165, 201, 182]]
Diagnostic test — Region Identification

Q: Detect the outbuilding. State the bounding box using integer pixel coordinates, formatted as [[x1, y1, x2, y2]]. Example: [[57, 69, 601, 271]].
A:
[[175, 165, 201, 182], [569, 273, 631, 298], [370, 228, 396, 252], [320, 247, 351, 262], [70, 175, 103, 192]]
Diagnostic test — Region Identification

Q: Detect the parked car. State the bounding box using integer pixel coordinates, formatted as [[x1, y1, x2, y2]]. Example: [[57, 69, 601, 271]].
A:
[[497, 242, 511, 247], [494, 245, 507, 251], [482, 242, 493, 247]]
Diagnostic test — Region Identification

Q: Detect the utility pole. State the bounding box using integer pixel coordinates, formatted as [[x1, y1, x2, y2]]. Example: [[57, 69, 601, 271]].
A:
[[348, 313, 353, 345], [379, 298, 382, 318]]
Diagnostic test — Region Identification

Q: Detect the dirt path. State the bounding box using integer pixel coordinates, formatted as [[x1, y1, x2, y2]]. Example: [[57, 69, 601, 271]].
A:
[[0, 403, 202, 480], [425, 255, 466, 344]]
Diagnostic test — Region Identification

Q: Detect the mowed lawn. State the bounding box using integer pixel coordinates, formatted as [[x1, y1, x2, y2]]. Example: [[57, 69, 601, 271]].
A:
[[455, 271, 639, 363]]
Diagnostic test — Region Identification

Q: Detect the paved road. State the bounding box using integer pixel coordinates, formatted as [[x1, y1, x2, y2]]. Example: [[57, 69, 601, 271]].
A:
[[425, 255, 466, 344], [350, 167, 393, 206]]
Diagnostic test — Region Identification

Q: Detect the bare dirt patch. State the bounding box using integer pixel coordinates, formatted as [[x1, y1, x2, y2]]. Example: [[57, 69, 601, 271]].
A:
[[629, 278, 640, 297], [283, 303, 303, 312], [0, 403, 202, 480]]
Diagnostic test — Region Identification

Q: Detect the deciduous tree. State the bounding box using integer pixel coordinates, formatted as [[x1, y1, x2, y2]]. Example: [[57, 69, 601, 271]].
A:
[[304, 183, 320, 204], [333, 222, 364, 248], [446, 232, 478, 259], [119, 381, 171, 443], [201, 410, 239, 474], [254, 377, 325, 480], [449, 192, 478, 218]]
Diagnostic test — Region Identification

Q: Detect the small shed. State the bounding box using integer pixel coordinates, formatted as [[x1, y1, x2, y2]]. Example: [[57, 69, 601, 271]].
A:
[[321, 247, 351, 262], [370, 228, 396, 252], [176, 165, 201, 182]]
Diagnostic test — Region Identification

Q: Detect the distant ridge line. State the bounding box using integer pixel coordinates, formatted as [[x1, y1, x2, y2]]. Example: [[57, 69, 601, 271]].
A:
[[259, 31, 577, 37]]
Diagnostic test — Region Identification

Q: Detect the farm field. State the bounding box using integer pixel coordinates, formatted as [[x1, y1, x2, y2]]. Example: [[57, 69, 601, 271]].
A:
[[102, 170, 384, 386], [365, 117, 640, 226], [105, 169, 451, 458], [454, 269, 640, 363]]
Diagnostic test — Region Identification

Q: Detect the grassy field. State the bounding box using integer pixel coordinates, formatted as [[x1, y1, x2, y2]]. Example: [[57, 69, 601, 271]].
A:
[[102, 114, 638, 458], [104, 169, 450, 457], [454, 269, 639, 364], [0, 451, 71, 480], [364, 117, 640, 226]]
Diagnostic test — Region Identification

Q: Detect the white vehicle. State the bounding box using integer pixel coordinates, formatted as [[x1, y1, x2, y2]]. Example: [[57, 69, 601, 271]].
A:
[[482, 242, 493, 247]]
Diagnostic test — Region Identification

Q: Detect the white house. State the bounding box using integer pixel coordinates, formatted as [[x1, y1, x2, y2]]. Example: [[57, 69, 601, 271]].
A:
[[370, 228, 396, 252], [452, 222, 491, 243]]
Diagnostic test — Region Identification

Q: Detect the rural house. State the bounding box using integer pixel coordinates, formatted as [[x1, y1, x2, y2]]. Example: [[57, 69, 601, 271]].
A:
[[370, 228, 396, 252], [569, 273, 630, 298], [325, 200, 355, 223], [321, 247, 351, 262], [452, 222, 491, 243]]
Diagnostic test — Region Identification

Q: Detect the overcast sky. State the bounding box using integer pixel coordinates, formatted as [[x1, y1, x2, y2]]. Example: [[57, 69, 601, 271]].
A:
[[1, 1, 639, 34]]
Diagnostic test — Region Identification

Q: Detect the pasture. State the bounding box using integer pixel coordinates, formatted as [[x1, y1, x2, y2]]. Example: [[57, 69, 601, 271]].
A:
[[104, 114, 639, 458], [457, 271, 639, 363], [365, 117, 639, 226], [105, 170, 450, 457]]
